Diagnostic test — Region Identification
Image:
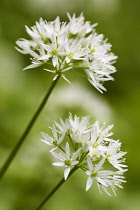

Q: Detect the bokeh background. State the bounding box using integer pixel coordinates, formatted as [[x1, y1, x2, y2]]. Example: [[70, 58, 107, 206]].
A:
[[0, 0, 140, 209]]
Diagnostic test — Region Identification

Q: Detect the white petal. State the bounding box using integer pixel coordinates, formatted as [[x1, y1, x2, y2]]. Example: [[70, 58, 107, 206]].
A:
[[40, 139, 52, 146], [42, 44, 52, 52], [102, 185, 111, 196], [51, 152, 65, 161], [64, 167, 71, 180], [52, 56, 58, 67], [23, 62, 42, 70], [53, 74, 59, 81], [52, 124, 57, 139], [71, 161, 79, 165], [44, 68, 56, 73], [65, 142, 70, 157], [15, 47, 27, 54], [97, 177, 108, 187], [58, 132, 65, 144], [61, 67, 72, 72], [72, 148, 81, 160], [53, 162, 65, 166], [95, 158, 105, 170], [39, 54, 51, 60], [86, 176, 93, 191], [86, 171, 92, 176], [87, 157, 93, 171]]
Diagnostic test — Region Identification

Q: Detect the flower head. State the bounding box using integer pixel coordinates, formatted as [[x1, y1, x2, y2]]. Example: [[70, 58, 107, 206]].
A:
[[16, 13, 117, 93], [41, 113, 127, 195]]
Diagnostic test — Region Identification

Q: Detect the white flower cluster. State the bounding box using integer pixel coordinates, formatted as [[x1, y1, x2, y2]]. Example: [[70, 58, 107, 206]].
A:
[[41, 113, 127, 195], [16, 13, 117, 93]]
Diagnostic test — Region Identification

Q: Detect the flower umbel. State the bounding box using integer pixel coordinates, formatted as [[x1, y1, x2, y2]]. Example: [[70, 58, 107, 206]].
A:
[[16, 13, 117, 93], [41, 113, 127, 196]]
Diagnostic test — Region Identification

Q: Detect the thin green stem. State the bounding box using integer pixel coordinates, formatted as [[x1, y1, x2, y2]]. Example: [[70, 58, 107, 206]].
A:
[[80, 151, 89, 162], [71, 69, 87, 78], [72, 65, 88, 69], [80, 166, 87, 171], [68, 134, 75, 150], [45, 61, 53, 66], [58, 146, 65, 153], [78, 157, 102, 167], [0, 76, 60, 181], [34, 166, 78, 210]]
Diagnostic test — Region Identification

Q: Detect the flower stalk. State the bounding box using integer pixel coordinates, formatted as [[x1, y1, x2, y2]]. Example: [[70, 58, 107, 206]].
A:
[[0, 75, 60, 180], [34, 166, 78, 210]]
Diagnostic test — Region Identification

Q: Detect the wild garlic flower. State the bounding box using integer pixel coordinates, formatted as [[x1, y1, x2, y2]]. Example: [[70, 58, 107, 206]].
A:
[[86, 157, 126, 196], [41, 113, 127, 195], [41, 124, 65, 148], [51, 142, 81, 180], [16, 13, 117, 93]]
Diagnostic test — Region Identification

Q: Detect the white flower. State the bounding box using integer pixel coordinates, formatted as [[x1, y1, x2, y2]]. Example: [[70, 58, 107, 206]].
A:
[[25, 18, 47, 40], [44, 16, 68, 38], [96, 170, 127, 196], [68, 114, 92, 143], [39, 34, 67, 67], [53, 117, 70, 134], [86, 157, 105, 191], [51, 142, 81, 180], [105, 140, 127, 171], [86, 157, 126, 195], [16, 39, 40, 59], [16, 13, 117, 93], [41, 124, 65, 147], [67, 13, 97, 37], [64, 39, 86, 63], [41, 113, 127, 194], [88, 120, 115, 160], [86, 33, 117, 63], [91, 120, 114, 143], [83, 33, 117, 93]]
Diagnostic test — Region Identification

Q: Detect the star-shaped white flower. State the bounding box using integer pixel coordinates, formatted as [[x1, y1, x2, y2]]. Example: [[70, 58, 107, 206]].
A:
[[68, 114, 92, 144], [64, 39, 86, 63], [86, 157, 105, 191], [53, 117, 70, 134], [39, 34, 67, 67], [105, 140, 127, 171], [41, 124, 65, 147], [51, 142, 81, 180], [86, 157, 127, 195], [91, 120, 114, 143]]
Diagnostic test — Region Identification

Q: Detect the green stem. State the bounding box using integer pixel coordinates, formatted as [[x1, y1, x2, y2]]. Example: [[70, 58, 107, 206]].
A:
[[68, 134, 75, 150], [80, 151, 89, 162], [71, 69, 87, 78], [0, 76, 60, 181], [46, 61, 53, 66], [78, 157, 102, 167], [34, 166, 78, 210], [58, 146, 65, 153], [72, 65, 88, 69]]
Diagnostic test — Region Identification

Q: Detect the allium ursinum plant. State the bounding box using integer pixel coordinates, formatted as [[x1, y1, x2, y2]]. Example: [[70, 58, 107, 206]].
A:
[[0, 13, 117, 181], [16, 13, 117, 93], [40, 113, 127, 198]]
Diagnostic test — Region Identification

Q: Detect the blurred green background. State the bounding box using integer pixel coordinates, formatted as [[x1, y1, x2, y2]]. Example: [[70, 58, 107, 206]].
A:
[[0, 0, 140, 209]]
